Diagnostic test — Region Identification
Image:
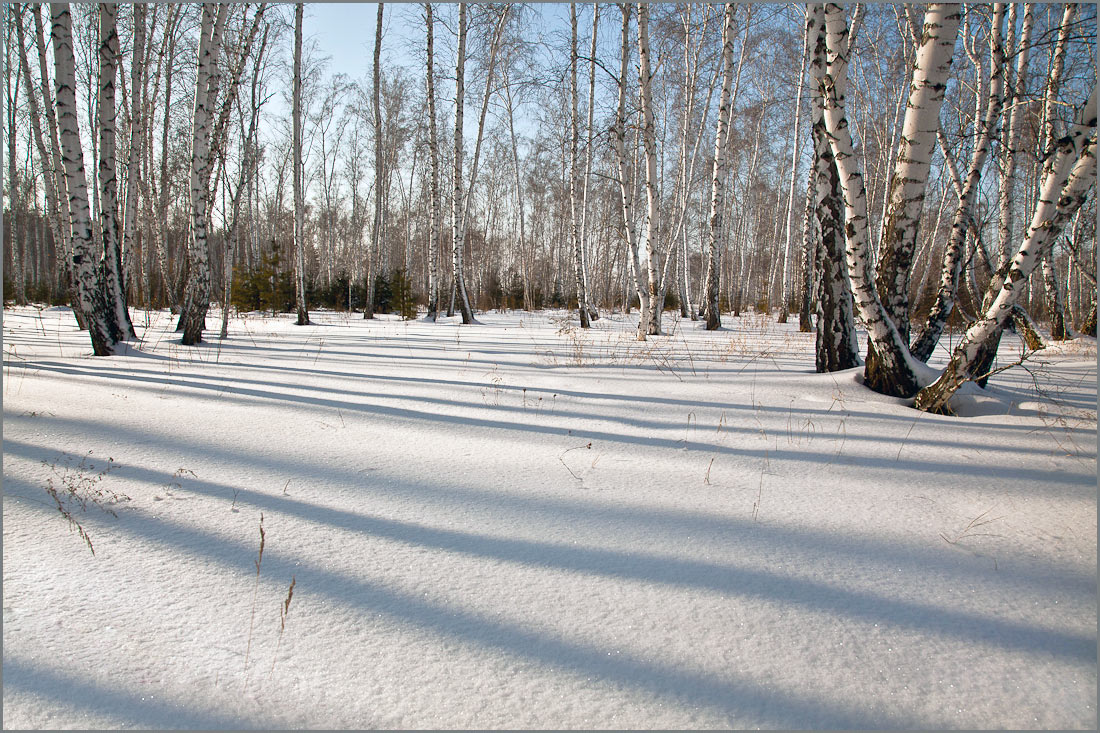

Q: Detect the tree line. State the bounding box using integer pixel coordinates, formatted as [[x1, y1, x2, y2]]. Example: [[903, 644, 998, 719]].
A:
[[2, 3, 1096, 412]]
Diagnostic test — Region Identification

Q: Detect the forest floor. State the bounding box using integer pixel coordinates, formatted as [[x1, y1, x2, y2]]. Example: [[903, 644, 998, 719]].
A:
[[2, 305, 1096, 729]]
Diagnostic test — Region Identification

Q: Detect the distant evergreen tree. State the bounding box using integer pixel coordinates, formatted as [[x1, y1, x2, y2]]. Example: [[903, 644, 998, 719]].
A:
[[390, 267, 418, 320], [372, 271, 393, 314]]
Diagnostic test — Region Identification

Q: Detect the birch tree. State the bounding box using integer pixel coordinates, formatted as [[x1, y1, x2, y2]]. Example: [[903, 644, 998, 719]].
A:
[[365, 3, 384, 319], [636, 2, 661, 338], [96, 3, 132, 340], [8, 4, 26, 306], [910, 3, 1006, 363], [18, 3, 66, 306], [569, 3, 591, 328], [451, 3, 475, 323], [179, 4, 227, 345], [778, 6, 810, 325], [1038, 3, 1077, 341], [808, 3, 860, 372], [50, 2, 115, 354], [611, 3, 648, 327], [424, 2, 440, 321], [702, 3, 736, 331], [863, 3, 960, 394], [579, 3, 600, 322], [293, 2, 310, 325], [915, 89, 1096, 413], [121, 2, 146, 311]]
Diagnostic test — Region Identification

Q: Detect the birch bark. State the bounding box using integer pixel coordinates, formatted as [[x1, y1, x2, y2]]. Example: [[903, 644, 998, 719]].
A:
[[97, 3, 131, 340], [451, 3, 475, 323], [915, 91, 1096, 413], [611, 3, 648, 327], [910, 4, 1006, 362], [424, 3, 440, 320], [179, 4, 226, 344], [50, 2, 115, 354], [293, 3, 310, 325], [569, 4, 591, 328], [702, 3, 737, 331], [778, 7, 811, 324], [121, 3, 145, 310], [809, 3, 861, 372], [863, 3, 960, 393], [636, 3, 661, 337]]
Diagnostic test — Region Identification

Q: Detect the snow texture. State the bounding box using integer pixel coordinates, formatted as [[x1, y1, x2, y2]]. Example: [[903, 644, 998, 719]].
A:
[[3, 306, 1096, 729]]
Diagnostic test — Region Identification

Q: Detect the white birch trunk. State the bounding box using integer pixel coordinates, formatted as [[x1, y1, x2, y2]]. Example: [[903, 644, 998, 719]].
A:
[[50, 2, 115, 354], [702, 3, 737, 331], [424, 3, 440, 320], [808, 3, 860, 372], [996, 3, 1034, 267], [8, 4, 26, 305], [579, 3, 600, 322], [915, 90, 1096, 413], [820, 3, 921, 387], [569, 4, 591, 328], [1037, 3, 1076, 340], [636, 3, 661, 338], [910, 3, 1006, 362], [97, 3, 131, 340], [778, 6, 812, 324], [863, 3, 960, 393], [611, 4, 648, 326], [121, 3, 145, 310], [293, 2, 310, 325], [179, 4, 224, 344], [451, 3, 475, 323], [365, 4, 384, 318], [34, 4, 72, 281], [872, 4, 960, 336]]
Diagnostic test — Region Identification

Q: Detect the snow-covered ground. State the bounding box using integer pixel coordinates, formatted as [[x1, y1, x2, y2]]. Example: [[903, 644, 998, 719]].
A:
[[3, 305, 1096, 729]]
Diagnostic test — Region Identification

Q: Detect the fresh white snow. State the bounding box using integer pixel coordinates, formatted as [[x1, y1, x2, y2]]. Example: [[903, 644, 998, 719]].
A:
[[3, 305, 1096, 729]]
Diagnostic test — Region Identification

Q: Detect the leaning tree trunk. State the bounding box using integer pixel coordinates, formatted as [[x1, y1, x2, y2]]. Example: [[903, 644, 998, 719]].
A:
[[20, 3, 69, 305], [50, 2, 115, 354], [915, 90, 1096, 414], [568, 5, 590, 328], [864, 3, 960, 394], [38, 4, 85, 325], [97, 3, 130, 341], [966, 3, 1038, 382], [910, 3, 1006, 363], [809, 3, 861, 373], [292, 2, 310, 325], [702, 3, 736, 331]]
